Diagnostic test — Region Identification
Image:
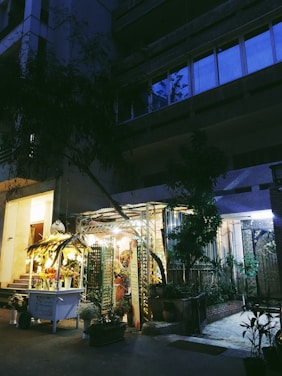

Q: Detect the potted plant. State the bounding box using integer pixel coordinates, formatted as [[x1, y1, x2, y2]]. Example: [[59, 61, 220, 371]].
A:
[[87, 304, 126, 346], [148, 283, 158, 298], [8, 292, 31, 329], [275, 330, 282, 367], [163, 282, 183, 299], [240, 308, 274, 375], [113, 297, 132, 320], [262, 312, 280, 371], [77, 302, 100, 339]]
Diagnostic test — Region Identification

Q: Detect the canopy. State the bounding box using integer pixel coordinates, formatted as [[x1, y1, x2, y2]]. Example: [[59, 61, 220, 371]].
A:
[[27, 233, 90, 289], [27, 233, 90, 258]]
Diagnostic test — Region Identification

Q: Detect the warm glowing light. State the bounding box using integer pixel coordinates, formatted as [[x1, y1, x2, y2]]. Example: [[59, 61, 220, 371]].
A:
[[30, 200, 45, 222], [251, 210, 273, 220], [67, 251, 76, 260], [85, 234, 96, 246], [45, 259, 52, 268]]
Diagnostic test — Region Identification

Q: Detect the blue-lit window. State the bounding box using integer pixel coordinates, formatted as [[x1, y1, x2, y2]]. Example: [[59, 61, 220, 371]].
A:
[[152, 74, 169, 110], [273, 21, 282, 62], [245, 29, 273, 74], [169, 65, 190, 103], [193, 53, 216, 94], [117, 19, 282, 124], [217, 42, 242, 84]]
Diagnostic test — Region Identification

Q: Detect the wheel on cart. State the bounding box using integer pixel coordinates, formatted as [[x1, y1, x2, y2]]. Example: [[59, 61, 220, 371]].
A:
[[18, 311, 32, 329]]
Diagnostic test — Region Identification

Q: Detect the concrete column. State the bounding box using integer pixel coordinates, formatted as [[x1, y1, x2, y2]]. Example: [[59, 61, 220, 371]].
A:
[[269, 187, 282, 297]]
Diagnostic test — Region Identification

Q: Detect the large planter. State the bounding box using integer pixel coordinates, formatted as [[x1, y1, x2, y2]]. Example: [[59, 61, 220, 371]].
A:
[[262, 346, 280, 371], [148, 293, 206, 335], [206, 300, 242, 323], [88, 322, 126, 346], [162, 301, 177, 323], [243, 357, 266, 376], [275, 330, 282, 356]]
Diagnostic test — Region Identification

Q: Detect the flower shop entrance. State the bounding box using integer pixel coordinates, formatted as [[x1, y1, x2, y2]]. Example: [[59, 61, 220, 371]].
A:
[[77, 202, 168, 330]]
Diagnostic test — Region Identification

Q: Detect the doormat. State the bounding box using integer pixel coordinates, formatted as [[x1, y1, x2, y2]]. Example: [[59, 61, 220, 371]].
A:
[[168, 340, 227, 355]]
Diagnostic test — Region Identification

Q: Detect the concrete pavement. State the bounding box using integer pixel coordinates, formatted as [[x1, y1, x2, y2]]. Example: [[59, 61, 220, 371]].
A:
[[0, 308, 280, 376]]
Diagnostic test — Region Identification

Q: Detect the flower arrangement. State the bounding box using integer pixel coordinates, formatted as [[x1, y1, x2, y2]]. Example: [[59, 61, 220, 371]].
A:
[[78, 302, 100, 321], [113, 297, 132, 317], [39, 267, 60, 281], [61, 266, 78, 278], [8, 293, 28, 312], [120, 250, 131, 268], [61, 260, 79, 279]]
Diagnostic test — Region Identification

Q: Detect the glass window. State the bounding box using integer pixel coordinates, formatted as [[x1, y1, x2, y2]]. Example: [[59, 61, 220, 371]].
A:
[[245, 29, 273, 74], [151, 74, 168, 110], [118, 93, 132, 123], [273, 21, 282, 62], [217, 42, 242, 84], [169, 65, 190, 103], [132, 84, 149, 117], [193, 53, 216, 94]]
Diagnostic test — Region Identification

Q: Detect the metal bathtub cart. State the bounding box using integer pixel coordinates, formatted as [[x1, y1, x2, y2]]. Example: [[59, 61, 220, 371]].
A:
[[26, 287, 85, 333], [20, 233, 90, 333]]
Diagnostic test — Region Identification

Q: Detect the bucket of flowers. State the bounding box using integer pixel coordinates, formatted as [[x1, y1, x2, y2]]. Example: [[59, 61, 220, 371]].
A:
[[78, 302, 100, 339], [39, 267, 58, 290], [8, 292, 31, 329], [8, 293, 28, 312], [61, 263, 79, 288]]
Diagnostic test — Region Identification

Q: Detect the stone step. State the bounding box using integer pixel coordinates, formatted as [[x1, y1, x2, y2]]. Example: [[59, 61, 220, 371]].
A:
[[7, 283, 28, 289], [14, 279, 29, 284], [141, 321, 182, 336], [5, 274, 41, 290]]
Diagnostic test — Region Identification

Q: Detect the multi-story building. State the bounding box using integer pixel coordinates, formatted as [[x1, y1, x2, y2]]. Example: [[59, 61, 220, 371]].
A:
[[0, 0, 281, 305], [0, 0, 118, 290], [110, 0, 282, 296]]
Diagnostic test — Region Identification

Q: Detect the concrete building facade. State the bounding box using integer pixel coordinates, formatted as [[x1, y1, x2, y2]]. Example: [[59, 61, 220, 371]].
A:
[[0, 0, 281, 297]]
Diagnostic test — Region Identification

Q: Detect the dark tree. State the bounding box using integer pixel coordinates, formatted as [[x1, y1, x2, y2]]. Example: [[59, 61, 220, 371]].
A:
[[0, 33, 130, 219], [166, 130, 228, 283]]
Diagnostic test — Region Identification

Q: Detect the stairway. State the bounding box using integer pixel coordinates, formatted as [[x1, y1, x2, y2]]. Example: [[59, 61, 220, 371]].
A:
[[0, 275, 37, 307], [7, 274, 30, 289]]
